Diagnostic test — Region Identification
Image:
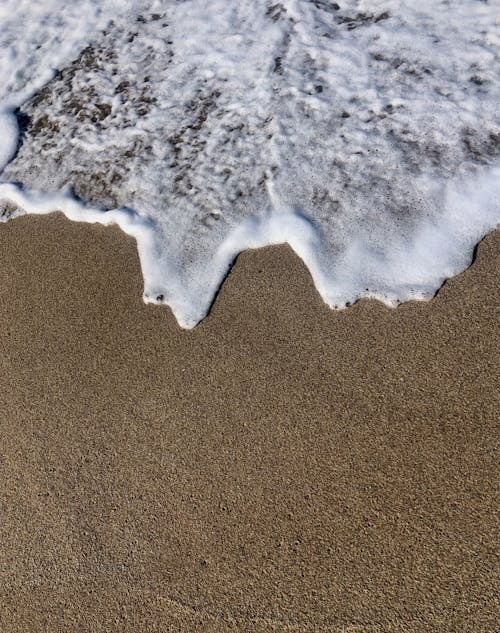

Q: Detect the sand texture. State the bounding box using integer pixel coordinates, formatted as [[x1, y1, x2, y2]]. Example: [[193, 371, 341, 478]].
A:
[[0, 214, 498, 632]]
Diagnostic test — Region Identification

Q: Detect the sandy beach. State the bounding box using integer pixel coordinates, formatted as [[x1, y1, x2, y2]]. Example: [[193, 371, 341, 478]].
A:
[[0, 214, 498, 632]]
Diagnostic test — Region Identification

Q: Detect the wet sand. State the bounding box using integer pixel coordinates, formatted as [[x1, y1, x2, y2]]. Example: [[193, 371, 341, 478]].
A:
[[0, 214, 498, 632]]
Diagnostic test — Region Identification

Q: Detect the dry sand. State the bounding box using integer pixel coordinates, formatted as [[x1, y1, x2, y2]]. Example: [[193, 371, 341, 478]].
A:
[[0, 214, 498, 632]]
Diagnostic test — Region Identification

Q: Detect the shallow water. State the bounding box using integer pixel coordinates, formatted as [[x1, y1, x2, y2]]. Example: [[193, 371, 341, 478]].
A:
[[0, 0, 499, 327]]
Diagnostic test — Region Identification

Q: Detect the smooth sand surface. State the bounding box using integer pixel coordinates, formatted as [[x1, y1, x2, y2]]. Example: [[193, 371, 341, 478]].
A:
[[0, 214, 498, 632]]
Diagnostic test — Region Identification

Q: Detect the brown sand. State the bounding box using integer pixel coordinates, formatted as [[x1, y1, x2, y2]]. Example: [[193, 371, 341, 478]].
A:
[[0, 214, 498, 632]]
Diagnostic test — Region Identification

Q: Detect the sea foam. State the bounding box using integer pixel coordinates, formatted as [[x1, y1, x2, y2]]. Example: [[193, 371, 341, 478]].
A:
[[0, 0, 499, 327]]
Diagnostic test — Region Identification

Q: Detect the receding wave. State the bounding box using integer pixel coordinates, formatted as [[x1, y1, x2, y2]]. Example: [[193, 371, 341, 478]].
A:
[[0, 0, 499, 327]]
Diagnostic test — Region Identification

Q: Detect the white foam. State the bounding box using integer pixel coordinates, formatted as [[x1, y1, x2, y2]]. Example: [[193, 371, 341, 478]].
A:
[[0, 0, 499, 327], [0, 110, 18, 171]]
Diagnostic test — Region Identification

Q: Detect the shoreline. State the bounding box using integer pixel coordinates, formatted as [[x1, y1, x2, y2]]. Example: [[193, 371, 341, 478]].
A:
[[0, 214, 498, 632]]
